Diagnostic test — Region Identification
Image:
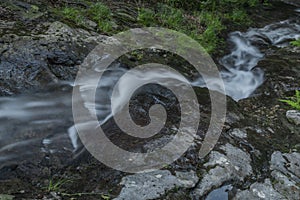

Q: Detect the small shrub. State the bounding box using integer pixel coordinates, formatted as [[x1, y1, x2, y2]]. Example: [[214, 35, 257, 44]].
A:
[[280, 90, 300, 110]]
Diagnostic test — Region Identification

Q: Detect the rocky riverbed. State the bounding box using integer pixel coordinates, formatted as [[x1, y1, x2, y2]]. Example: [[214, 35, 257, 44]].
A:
[[0, 0, 300, 199]]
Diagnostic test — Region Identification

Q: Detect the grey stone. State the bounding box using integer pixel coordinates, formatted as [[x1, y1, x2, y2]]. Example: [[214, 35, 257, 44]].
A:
[[270, 151, 300, 183], [175, 171, 199, 188], [226, 112, 244, 125], [271, 170, 300, 200], [191, 144, 252, 198], [115, 170, 198, 200], [0, 21, 110, 96], [237, 151, 300, 200], [286, 110, 300, 125], [269, 152, 300, 199], [234, 179, 285, 200], [229, 128, 247, 139]]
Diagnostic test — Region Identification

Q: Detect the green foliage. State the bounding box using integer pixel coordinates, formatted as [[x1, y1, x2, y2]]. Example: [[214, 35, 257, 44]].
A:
[[46, 179, 71, 192], [162, 0, 201, 10], [137, 4, 223, 53], [158, 4, 184, 28], [137, 8, 157, 26], [56, 0, 264, 52], [101, 194, 111, 200], [197, 12, 224, 53], [56, 2, 114, 33], [136, 0, 262, 53], [200, 0, 259, 12], [225, 9, 251, 25], [291, 39, 300, 47], [88, 2, 114, 32], [61, 7, 84, 25], [280, 90, 300, 110]]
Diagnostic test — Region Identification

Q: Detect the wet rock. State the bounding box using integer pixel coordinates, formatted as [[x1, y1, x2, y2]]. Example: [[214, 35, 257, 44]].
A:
[[234, 179, 285, 200], [0, 21, 110, 96], [115, 170, 198, 200], [191, 144, 252, 198], [175, 171, 199, 188], [225, 111, 244, 125], [235, 151, 300, 200], [271, 170, 300, 200], [229, 128, 247, 139], [270, 151, 300, 183], [286, 110, 300, 125], [268, 151, 300, 199]]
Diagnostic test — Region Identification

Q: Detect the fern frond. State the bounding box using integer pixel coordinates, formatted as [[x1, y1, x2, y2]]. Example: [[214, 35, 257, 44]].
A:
[[279, 90, 300, 111]]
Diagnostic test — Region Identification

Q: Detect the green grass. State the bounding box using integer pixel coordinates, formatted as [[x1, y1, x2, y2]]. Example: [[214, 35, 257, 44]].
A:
[[54, 0, 263, 53], [197, 12, 225, 53], [137, 8, 157, 27], [61, 7, 84, 26], [55, 2, 114, 33], [88, 2, 114, 32], [157, 4, 184, 28], [291, 39, 300, 47], [136, 0, 259, 53], [46, 179, 71, 192], [225, 9, 252, 25], [137, 5, 224, 53], [280, 90, 300, 110]]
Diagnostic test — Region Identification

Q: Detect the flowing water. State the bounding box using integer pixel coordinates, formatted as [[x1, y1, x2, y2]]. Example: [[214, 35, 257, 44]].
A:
[[0, 19, 300, 169]]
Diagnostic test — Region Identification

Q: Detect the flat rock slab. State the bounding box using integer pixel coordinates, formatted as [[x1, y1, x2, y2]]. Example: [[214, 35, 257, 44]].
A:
[[115, 170, 198, 200]]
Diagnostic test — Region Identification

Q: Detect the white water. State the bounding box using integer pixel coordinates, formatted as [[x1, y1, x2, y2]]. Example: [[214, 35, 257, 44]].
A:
[[1, 19, 300, 166]]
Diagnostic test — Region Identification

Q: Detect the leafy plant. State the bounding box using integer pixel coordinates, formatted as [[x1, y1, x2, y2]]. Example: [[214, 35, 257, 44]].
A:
[[46, 179, 71, 192], [291, 39, 300, 47], [280, 90, 300, 110]]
